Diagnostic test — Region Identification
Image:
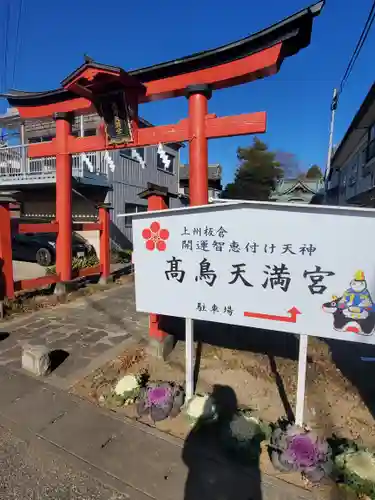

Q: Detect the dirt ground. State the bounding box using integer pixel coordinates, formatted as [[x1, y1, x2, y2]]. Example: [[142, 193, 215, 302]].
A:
[[72, 333, 375, 497]]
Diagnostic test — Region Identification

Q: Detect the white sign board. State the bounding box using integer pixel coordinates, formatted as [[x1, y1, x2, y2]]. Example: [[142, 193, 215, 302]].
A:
[[132, 202, 375, 345]]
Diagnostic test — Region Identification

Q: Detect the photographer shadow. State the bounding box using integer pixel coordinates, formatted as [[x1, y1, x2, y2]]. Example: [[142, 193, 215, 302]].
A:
[[182, 385, 263, 500]]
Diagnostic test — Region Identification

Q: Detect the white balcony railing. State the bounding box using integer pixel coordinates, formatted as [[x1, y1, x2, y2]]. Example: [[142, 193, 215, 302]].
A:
[[0, 145, 109, 185]]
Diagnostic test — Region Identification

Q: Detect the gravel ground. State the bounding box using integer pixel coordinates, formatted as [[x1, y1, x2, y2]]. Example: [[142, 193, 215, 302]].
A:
[[0, 426, 128, 500]]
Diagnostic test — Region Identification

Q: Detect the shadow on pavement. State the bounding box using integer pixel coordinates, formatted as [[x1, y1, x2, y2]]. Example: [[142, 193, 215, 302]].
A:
[[182, 384, 262, 500], [50, 349, 70, 371], [0, 332, 9, 342], [82, 280, 137, 327], [193, 341, 202, 391], [268, 354, 295, 422], [160, 316, 300, 361], [326, 338, 375, 419]]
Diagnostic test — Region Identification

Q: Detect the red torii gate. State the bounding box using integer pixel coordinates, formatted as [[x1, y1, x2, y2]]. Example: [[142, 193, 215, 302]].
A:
[[1, 2, 323, 304]]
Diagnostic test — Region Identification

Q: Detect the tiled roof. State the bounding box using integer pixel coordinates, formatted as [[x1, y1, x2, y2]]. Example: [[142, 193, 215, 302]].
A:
[[180, 164, 222, 180]]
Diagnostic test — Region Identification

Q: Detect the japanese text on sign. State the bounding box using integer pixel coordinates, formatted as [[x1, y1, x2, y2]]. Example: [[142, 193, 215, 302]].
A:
[[165, 256, 334, 295]]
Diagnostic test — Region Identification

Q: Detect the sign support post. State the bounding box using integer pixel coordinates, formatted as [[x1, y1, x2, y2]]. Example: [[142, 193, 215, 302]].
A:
[[295, 334, 308, 426], [185, 318, 194, 401]]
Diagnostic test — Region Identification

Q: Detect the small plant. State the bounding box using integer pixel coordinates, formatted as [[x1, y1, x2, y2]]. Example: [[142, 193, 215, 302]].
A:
[[269, 423, 332, 483], [113, 374, 142, 405], [137, 382, 185, 422], [185, 393, 218, 425], [103, 372, 148, 408], [72, 254, 99, 270], [46, 254, 99, 275], [334, 444, 375, 498], [219, 410, 271, 464], [111, 249, 132, 264], [104, 392, 128, 408]]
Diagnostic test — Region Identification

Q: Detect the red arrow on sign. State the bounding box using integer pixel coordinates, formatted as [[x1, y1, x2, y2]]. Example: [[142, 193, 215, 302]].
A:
[[244, 307, 301, 323]]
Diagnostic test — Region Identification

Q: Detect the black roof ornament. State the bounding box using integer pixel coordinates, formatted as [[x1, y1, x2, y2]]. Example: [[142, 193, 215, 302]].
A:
[[84, 54, 94, 64]]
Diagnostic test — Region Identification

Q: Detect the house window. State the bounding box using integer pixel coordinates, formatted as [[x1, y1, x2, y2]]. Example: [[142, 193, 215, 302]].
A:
[[368, 124, 375, 161], [71, 128, 96, 138], [28, 135, 54, 143], [341, 175, 347, 192], [124, 203, 147, 226], [360, 146, 368, 174], [120, 148, 145, 162], [157, 151, 174, 174], [348, 156, 358, 185]]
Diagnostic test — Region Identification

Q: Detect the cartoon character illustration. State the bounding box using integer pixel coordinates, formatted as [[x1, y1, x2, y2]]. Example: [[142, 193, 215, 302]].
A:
[[322, 270, 375, 336]]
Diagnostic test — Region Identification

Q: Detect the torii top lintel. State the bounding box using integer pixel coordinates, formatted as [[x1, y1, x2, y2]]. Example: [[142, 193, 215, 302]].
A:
[[2, 1, 324, 120]]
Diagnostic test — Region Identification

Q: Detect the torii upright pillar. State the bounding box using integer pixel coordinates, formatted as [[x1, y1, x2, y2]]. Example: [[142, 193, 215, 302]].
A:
[[186, 84, 212, 206], [54, 112, 73, 295]]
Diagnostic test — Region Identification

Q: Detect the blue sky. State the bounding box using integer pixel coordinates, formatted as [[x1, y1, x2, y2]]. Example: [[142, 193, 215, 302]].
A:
[[1, 0, 374, 185]]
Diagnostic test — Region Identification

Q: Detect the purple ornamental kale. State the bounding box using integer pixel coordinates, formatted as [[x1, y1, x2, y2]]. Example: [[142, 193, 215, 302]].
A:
[[285, 434, 321, 468], [147, 385, 172, 405], [270, 425, 332, 483], [136, 382, 174, 422]]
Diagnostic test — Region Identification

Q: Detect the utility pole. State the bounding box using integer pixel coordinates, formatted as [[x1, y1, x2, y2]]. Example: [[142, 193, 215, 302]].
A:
[[324, 88, 338, 184]]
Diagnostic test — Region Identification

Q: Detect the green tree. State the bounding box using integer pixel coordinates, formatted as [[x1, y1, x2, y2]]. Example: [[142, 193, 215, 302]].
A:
[[222, 137, 283, 201], [305, 164, 323, 179]]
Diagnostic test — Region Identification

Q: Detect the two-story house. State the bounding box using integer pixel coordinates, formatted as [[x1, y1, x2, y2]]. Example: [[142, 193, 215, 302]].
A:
[[0, 109, 182, 252], [179, 163, 222, 200], [326, 82, 375, 207]]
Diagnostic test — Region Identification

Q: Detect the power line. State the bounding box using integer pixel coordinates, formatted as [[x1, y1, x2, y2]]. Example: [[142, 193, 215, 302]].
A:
[[326, 1, 375, 184], [12, 0, 24, 88], [2, 0, 10, 92], [339, 0, 375, 95], [340, 11, 375, 93]]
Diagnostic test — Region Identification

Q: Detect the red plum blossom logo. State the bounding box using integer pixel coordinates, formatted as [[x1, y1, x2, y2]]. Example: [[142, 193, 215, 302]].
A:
[[142, 221, 169, 251]]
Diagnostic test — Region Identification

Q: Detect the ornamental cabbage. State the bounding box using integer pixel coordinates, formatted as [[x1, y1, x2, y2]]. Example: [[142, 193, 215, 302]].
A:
[[269, 424, 332, 483], [185, 394, 218, 424], [335, 448, 375, 498], [114, 375, 140, 396], [218, 410, 270, 464], [137, 382, 184, 421]]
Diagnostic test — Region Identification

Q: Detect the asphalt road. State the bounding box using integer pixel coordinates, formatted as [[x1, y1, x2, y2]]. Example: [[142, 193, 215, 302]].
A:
[[0, 425, 128, 500], [12, 260, 46, 282]]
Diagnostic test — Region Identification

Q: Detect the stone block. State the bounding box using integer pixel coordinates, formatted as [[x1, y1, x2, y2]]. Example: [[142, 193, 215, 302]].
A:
[[22, 345, 51, 376], [54, 282, 68, 301], [147, 334, 175, 361]]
